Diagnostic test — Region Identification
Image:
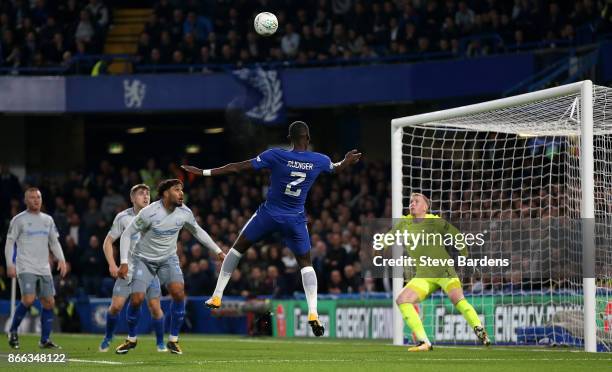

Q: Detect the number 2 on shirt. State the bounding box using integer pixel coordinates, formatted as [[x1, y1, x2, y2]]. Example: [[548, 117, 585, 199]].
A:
[[284, 171, 306, 197]]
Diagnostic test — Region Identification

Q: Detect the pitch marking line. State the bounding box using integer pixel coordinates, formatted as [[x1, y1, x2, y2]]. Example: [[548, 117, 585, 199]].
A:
[[69, 358, 144, 365], [193, 357, 612, 364]]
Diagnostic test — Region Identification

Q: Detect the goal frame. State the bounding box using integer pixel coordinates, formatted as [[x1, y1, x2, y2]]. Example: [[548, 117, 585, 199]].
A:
[[390, 80, 597, 352]]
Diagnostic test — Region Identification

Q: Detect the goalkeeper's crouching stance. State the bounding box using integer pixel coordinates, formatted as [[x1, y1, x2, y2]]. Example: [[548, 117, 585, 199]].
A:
[[394, 193, 491, 352]]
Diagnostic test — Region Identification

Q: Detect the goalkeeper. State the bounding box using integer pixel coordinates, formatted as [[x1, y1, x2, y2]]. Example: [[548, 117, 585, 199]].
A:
[[392, 193, 490, 352]]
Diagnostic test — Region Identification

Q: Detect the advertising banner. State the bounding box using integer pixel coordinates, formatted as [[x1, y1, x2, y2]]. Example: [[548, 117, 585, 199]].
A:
[[271, 294, 611, 346], [271, 299, 394, 339]]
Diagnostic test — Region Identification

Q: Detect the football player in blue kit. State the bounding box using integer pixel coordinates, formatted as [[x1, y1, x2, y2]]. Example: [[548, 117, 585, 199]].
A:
[[182, 121, 361, 336]]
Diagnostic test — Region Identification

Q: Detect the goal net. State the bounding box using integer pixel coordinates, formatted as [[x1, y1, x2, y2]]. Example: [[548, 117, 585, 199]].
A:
[[391, 81, 612, 352]]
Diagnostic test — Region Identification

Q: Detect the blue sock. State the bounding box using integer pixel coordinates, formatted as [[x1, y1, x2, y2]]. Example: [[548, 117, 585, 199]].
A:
[[169, 300, 185, 338], [10, 302, 29, 332], [127, 304, 141, 339], [105, 312, 119, 341], [152, 317, 164, 345], [41, 308, 53, 343]]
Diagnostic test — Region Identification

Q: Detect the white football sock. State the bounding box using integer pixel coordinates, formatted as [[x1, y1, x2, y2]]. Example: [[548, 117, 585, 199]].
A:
[[301, 266, 318, 316], [212, 248, 242, 298]]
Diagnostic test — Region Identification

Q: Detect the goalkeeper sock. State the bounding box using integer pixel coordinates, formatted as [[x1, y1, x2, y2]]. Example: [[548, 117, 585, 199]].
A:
[[300, 266, 318, 316], [398, 303, 430, 344], [40, 308, 54, 343], [455, 299, 482, 328], [10, 302, 29, 332], [212, 248, 242, 298]]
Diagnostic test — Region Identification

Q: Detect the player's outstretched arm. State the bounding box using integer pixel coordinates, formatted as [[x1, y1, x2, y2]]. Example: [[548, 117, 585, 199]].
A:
[[181, 160, 254, 177], [332, 149, 362, 172], [184, 213, 226, 261]]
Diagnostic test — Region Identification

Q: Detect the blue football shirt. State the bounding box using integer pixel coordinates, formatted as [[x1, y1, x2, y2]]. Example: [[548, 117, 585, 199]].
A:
[[251, 148, 334, 215]]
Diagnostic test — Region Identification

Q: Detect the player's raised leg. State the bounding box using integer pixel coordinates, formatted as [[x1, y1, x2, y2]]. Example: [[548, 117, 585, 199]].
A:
[[207, 210, 271, 309], [207, 236, 248, 308], [396, 280, 432, 352], [446, 283, 490, 346]]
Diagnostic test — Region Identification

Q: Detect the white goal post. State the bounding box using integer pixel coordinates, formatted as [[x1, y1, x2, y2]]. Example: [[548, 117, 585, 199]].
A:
[[391, 80, 612, 352]]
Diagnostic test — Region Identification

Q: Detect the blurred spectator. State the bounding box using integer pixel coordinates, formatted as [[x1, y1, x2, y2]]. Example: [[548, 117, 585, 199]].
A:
[[263, 265, 287, 298], [0, 164, 21, 220], [281, 23, 300, 58], [140, 158, 162, 197], [100, 184, 125, 220], [68, 213, 88, 248], [247, 266, 266, 296], [185, 261, 207, 295], [79, 235, 105, 296], [327, 269, 347, 294], [82, 197, 104, 231], [455, 1, 475, 30], [344, 265, 361, 294], [226, 269, 249, 297], [183, 11, 212, 42], [85, 0, 109, 29], [325, 232, 347, 273], [75, 10, 95, 44]]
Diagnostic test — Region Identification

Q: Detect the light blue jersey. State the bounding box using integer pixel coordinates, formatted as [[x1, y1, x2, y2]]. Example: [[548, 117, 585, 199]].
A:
[[107, 207, 140, 252], [120, 200, 221, 264], [4, 211, 65, 276]]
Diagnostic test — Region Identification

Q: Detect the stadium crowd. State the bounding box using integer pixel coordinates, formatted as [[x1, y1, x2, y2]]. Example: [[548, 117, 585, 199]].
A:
[[1, 0, 611, 72], [0, 0, 109, 71], [137, 0, 609, 69]]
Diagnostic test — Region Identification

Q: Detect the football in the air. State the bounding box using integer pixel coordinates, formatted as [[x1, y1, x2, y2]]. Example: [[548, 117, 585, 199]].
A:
[[254, 12, 278, 36]]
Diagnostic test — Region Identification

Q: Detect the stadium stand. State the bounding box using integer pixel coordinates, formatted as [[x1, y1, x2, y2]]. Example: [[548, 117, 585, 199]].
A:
[[1, 0, 611, 74]]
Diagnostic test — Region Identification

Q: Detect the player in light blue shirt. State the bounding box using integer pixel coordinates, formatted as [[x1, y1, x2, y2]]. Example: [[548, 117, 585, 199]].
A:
[[116, 179, 225, 354], [4, 187, 67, 349], [99, 184, 166, 353], [182, 121, 361, 336]]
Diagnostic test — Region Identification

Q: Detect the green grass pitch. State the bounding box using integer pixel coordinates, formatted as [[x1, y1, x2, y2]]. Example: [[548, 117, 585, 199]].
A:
[[1, 334, 610, 371]]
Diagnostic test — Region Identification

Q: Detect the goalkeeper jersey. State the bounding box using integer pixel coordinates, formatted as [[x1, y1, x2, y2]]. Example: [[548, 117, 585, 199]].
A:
[[394, 214, 466, 279]]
